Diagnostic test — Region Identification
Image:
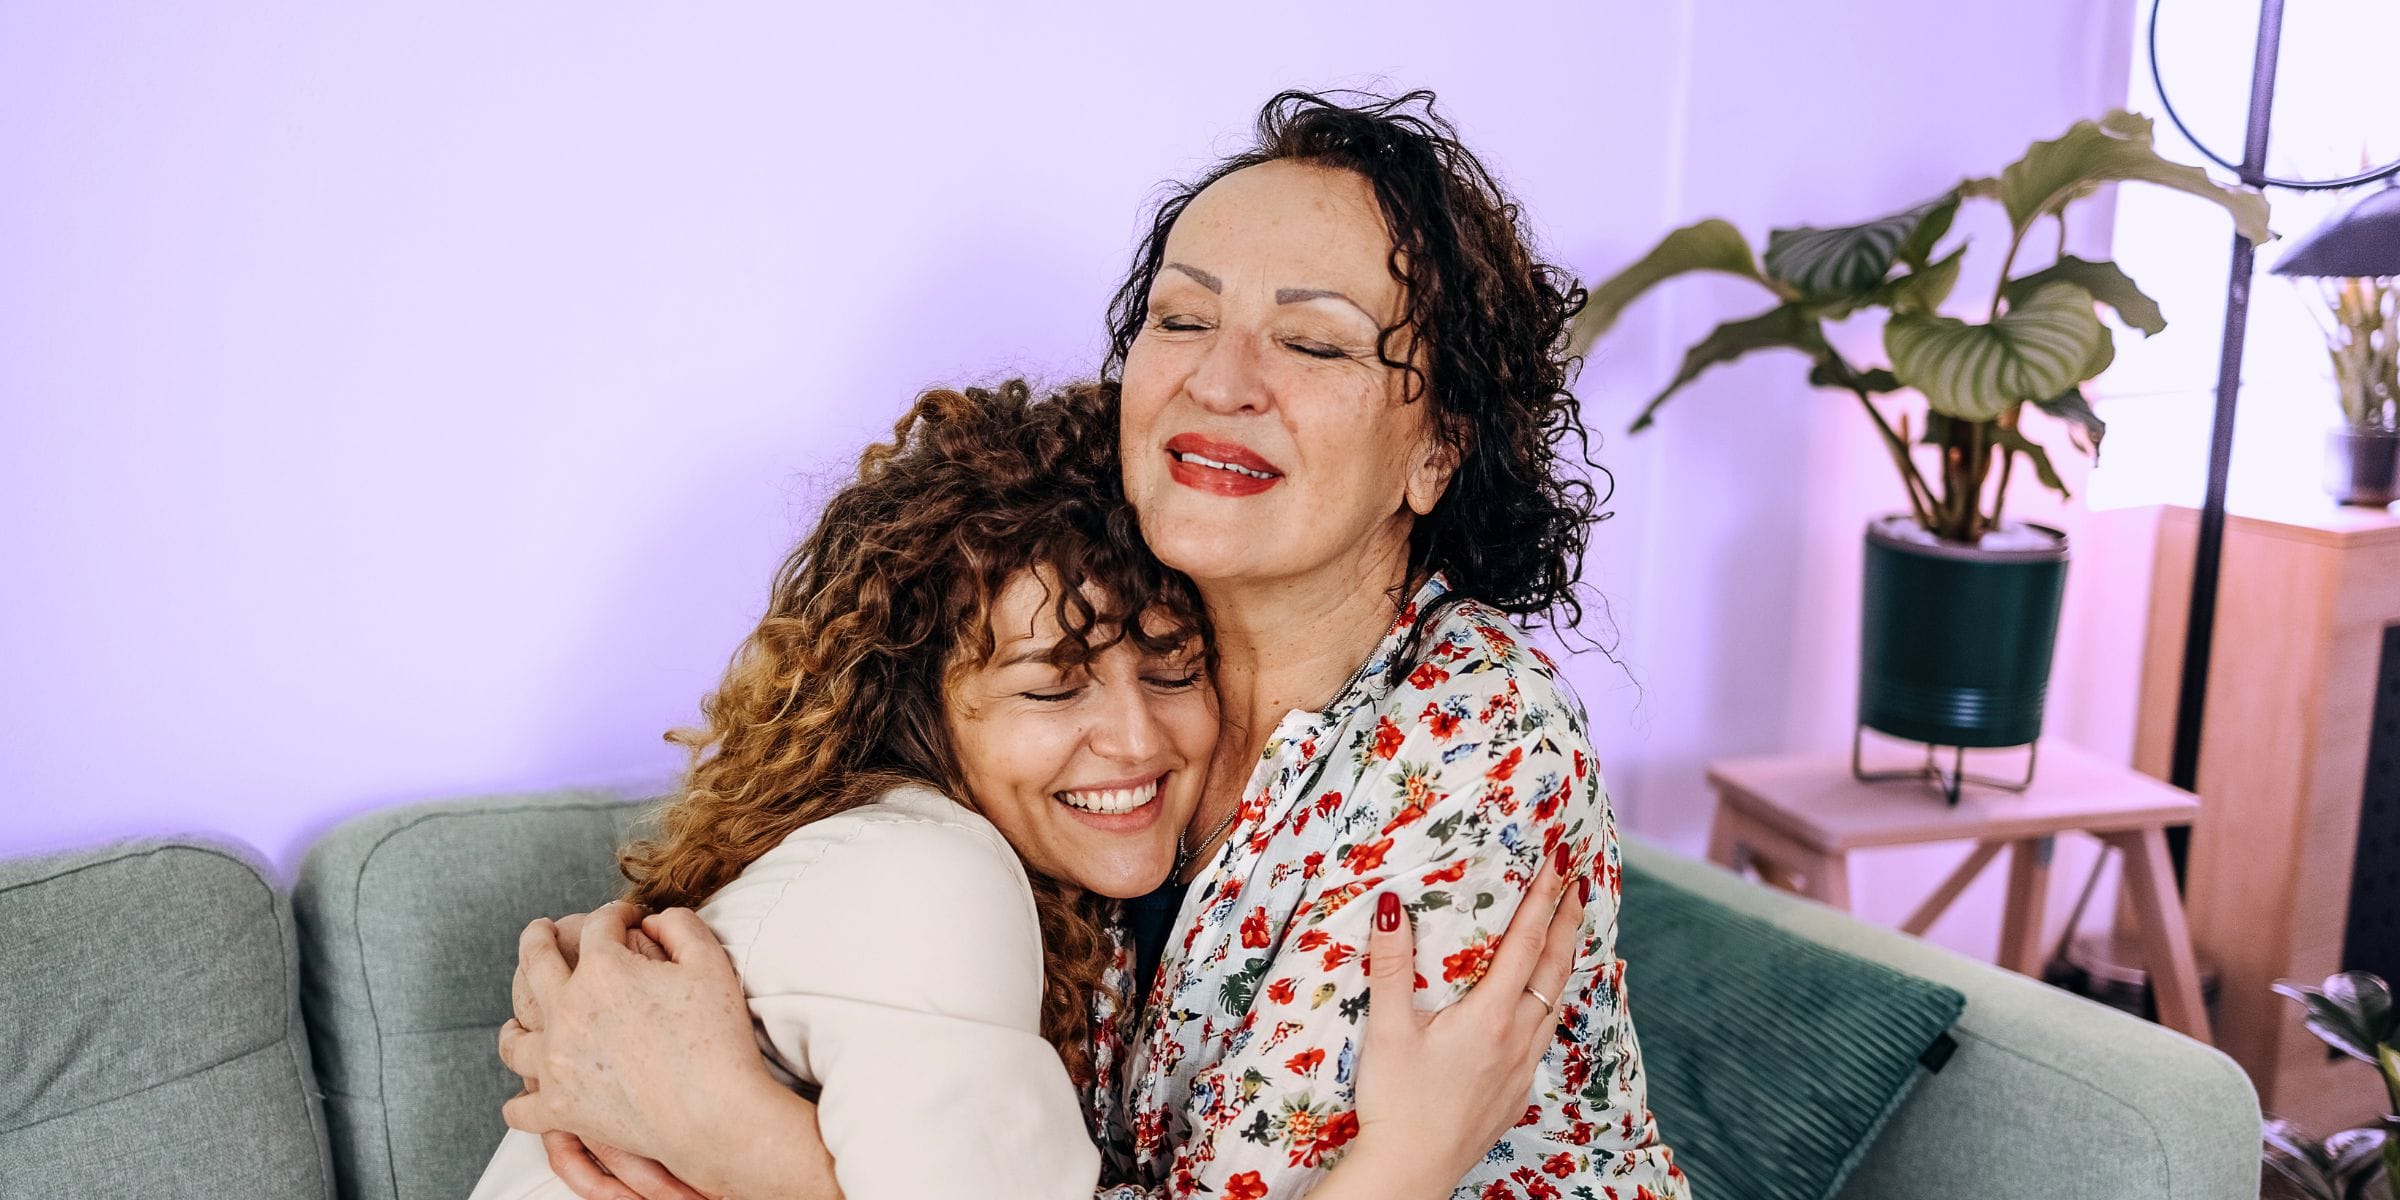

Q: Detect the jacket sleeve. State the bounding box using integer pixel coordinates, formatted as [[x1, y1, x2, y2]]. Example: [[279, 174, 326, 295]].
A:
[[708, 811, 1102, 1200]]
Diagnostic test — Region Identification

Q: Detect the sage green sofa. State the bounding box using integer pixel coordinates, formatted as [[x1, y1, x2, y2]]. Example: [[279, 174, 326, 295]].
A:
[[0, 788, 2263, 1200]]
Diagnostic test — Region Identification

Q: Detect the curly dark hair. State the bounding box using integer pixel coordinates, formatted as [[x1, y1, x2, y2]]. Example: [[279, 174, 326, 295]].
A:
[[619, 379, 1202, 1087], [1103, 88, 1603, 641]]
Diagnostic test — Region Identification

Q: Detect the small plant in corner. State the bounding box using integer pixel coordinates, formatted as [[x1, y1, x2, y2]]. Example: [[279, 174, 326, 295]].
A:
[[2264, 971, 2400, 1200]]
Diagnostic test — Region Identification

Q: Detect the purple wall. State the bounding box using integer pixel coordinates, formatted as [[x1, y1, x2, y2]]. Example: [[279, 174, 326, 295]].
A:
[[3, 0, 2140, 944]]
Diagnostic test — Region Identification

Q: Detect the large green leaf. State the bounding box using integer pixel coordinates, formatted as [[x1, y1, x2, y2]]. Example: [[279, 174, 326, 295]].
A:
[[1884, 283, 2109, 421], [1808, 362, 1902, 393], [1993, 425, 2069, 498], [2274, 972, 2398, 1064], [2322, 1128, 2387, 1186], [1895, 192, 1962, 268], [1980, 109, 2270, 243], [1885, 247, 1965, 316], [1572, 219, 1776, 356], [1628, 303, 1827, 432], [2263, 1121, 2340, 1200], [1764, 194, 1958, 300], [2005, 256, 2168, 336], [2032, 386, 2107, 459]]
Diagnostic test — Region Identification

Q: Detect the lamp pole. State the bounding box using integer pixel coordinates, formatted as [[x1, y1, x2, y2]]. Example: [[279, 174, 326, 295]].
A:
[[2163, 0, 2284, 880]]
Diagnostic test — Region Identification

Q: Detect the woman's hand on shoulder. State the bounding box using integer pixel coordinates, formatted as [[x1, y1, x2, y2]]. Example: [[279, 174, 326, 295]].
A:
[[1332, 856, 1586, 1199], [497, 903, 834, 1199]]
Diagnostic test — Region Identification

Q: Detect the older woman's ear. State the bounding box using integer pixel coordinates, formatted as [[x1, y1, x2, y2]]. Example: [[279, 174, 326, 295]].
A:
[[1404, 427, 1463, 518]]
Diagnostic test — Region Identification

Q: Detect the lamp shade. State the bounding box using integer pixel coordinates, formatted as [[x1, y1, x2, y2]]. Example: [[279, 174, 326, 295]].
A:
[[2270, 182, 2400, 277]]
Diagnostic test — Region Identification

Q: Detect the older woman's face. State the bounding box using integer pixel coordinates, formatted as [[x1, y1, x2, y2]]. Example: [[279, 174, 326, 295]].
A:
[[1119, 161, 1454, 590]]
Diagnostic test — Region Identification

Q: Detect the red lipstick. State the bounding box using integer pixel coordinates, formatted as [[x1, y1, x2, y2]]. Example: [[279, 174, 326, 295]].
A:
[[1164, 434, 1283, 498]]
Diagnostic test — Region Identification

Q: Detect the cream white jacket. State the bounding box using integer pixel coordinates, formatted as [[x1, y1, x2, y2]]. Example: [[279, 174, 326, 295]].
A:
[[469, 785, 1100, 1200]]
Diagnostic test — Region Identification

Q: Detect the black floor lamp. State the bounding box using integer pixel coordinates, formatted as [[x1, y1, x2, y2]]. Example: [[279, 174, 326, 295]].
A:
[[2145, 0, 2400, 883]]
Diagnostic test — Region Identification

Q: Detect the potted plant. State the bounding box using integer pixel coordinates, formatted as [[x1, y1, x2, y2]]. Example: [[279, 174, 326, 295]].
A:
[[2263, 971, 2400, 1200], [2310, 272, 2399, 506], [1571, 111, 2269, 787]]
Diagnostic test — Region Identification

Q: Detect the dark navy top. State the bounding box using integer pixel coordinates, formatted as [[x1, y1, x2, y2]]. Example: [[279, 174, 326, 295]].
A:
[[1122, 876, 1191, 1019]]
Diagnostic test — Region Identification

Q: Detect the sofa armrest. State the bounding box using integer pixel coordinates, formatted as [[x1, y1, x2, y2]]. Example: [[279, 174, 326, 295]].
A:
[[1622, 836, 2261, 1200]]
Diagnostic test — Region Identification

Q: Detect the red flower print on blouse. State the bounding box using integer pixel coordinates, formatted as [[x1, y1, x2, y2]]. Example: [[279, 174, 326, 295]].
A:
[[1291, 1109, 1358, 1168], [1535, 779, 1571, 822], [1240, 908, 1270, 949], [1423, 701, 1463, 739], [1342, 836, 1393, 873], [1442, 934, 1497, 984], [1511, 1165, 1562, 1200], [1089, 580, 1685, 1200], [1422, 858, 1469, 885], [1486, 745, 1524, 782]]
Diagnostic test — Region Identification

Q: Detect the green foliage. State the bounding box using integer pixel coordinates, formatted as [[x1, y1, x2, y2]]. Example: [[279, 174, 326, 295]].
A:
[[1571, 108, 2270, 544], [2268, 972, 2400, 1200], [1978, 110, 2269, 244], [2275, 972, 2400, 1067], [2264, 1119, 2389, 1200], [1886, 283, 2109, 422]]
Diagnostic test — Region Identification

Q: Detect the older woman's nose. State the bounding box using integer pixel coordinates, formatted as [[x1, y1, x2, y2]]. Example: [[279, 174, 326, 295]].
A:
[[1184, 326, 1272, 415]]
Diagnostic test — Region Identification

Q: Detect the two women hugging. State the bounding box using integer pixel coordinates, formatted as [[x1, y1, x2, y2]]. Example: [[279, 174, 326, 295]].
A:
[[480, 90, 1688, 1200]]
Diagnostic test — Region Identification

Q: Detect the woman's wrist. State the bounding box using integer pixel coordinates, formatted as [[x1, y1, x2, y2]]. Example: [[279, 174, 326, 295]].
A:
[[1307, 1133, 1454, 1200], [659, 1069, 840, 1200]]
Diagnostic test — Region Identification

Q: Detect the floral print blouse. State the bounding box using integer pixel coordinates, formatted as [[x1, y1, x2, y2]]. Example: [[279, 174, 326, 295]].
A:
[[1087, 575, 1688, 1200]]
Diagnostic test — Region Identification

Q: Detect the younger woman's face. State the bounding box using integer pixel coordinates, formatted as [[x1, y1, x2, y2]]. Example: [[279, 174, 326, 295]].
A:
[[945, 572, 1217, 898]]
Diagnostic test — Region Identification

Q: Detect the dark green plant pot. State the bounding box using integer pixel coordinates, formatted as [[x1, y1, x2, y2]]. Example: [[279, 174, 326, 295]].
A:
[[1858, 515, 2069, 749]]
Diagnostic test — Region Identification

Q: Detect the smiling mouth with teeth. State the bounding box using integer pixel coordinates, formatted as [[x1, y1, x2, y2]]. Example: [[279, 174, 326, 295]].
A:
[[1174, 451, 1278, 480], [1056, 778, 1162, 814]]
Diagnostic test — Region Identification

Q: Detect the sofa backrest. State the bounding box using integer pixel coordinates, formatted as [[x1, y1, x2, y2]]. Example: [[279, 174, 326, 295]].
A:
[[0, 837, 335, 1199], [292, 790, 649, 1200]]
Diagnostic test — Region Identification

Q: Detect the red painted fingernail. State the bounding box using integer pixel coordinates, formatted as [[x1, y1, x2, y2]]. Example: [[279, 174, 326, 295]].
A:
[[1376, 892, 1401, 932], [1580, 874, 1596, 904], [1551, 844, 1572, 877]]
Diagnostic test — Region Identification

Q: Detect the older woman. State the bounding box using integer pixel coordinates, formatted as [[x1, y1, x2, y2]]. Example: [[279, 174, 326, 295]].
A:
[[505, 91, 1686, 1200]]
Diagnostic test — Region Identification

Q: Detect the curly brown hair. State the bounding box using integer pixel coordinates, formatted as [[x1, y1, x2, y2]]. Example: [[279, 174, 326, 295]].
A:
[[618, 379, 1205, 1086], [1104, 89, 1604, 648]]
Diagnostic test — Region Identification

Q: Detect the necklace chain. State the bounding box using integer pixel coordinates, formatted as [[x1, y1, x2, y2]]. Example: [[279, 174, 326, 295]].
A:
[[1174, 803, 1243, 881], [1174, 645, 1390, 882]]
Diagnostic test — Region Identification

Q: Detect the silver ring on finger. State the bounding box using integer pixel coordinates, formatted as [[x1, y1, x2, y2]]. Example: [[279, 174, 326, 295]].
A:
[[1524, 985, 1556, 1010]]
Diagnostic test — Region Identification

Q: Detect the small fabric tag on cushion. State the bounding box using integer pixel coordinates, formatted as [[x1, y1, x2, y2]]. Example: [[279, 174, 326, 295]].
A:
[[1616, 861, 1967, 1200]]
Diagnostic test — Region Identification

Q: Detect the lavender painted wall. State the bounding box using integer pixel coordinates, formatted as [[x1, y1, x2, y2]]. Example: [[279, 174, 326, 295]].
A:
[[3, 0, 2141, 958]]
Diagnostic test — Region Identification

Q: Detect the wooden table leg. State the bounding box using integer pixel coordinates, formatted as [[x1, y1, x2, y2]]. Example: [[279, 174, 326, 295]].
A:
[[2109, 827, 2215, 1045], [1902, 839, 2006, 937], [1706, 801, 1744, 873], [1804, 854, 1852, 910], [1709, 805, 1847, 910], [1997, 836, 2055, 975]]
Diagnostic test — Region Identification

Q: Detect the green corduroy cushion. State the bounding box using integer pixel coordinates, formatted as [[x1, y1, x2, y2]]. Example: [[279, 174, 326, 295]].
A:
[[1619, 860, 1966, 1200]]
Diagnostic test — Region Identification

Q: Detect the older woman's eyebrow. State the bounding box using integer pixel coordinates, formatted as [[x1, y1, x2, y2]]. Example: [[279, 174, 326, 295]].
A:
[[1163, 262, 1222, 292], [1276, 287, 1376, 321]]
